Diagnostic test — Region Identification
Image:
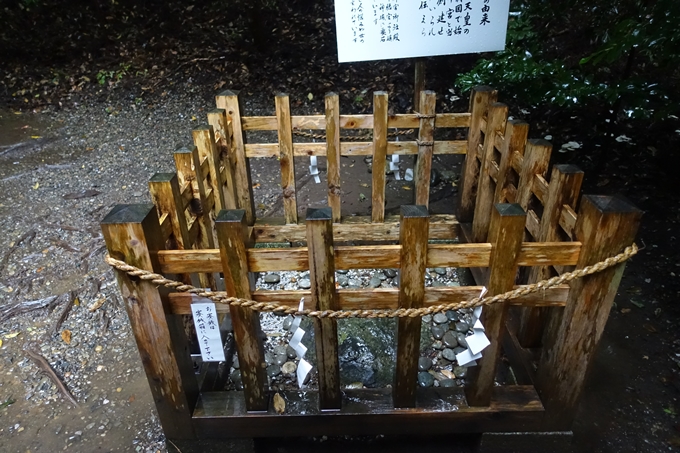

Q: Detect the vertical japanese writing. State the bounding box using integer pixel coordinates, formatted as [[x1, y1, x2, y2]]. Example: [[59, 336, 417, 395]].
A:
[[420, 0, 474, 37], [480, 0, 490, 25], [191, 302, 225, 362], [372, 0, 401, 43], [350, 0, 366, 43]]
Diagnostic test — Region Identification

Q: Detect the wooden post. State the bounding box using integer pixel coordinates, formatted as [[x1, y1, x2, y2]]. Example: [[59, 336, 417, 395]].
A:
[[371, 91, 388, 223], [414, 90, 436, 207], [393, 205, 429, 408], [207, 108, 238, 210], [306, 207, 341, 410], [536, 195, 641, 429], [101, 204, 198, 439], [515, 139, 552, 209], [518, 165, 584, 347], [148, 173, 191, 249], [471, 103, 508, 243], [275, 93, 298, 224], [414, 59, 426, 111], [215, 209, 268, 412], [493, 120, 529, 204], [193, 125, 226, 213], [458, 86, 497, 222], [466, 203, 526, 406], [325, 93, 342, 222], [216, 90, 256, 225]]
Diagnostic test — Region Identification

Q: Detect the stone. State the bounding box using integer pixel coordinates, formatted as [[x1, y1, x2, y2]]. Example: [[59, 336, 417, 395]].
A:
[[337, 275, 349, 286], [453, 366, 468, 378], [454, 321, 469, 332], [348, 278, 362, 288], [456, 332, 468, 348], [274, 354, 287, 366], [431, 325, 445, 340], [298, 278, 311, 289], [430, 168, 441, 186], [440, 379, 457, 388], [422, 314, 432, 324], [438, 358, 451, 367], [440, 170, 457, 182], [264, 273, 280, 284], [283, 315, 294, 331], [384, 269, 397, 278], [432, 340, 444, 350], [286, 345, 296, 359], [377, 272, 387, 281], [433, 267, 447, 275], [266, 364, 281, 377], [393, 275, 400, 286], [431, 281, 447, 287], [336, 269, 349, 274], [232, 356, 240, 369], [418, 357, 432, 371], [265, 352, 274, 364], [282, 361, 297, 375], [433, 313, 448, 324], [274, 345, 288, 356], [453, 346, 466, 355], [368, 275, 382, 288], [442, 348, 457, 361], [446, 310, 459, 321], [418, 371, 434, 387], [230, 369, 242, 384], [442, 331, 458, 348]]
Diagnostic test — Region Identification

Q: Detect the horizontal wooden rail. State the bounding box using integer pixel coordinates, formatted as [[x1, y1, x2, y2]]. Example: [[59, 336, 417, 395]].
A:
[[244, 140, 466, 158], [156, 241, 581, 274], [168, 284, 571, 315], [240, 112, 471, 131]]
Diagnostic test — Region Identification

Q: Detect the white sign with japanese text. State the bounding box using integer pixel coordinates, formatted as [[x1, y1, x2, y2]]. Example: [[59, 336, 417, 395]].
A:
[[334, 0, 510, 63], [191, 302, 226, 362]]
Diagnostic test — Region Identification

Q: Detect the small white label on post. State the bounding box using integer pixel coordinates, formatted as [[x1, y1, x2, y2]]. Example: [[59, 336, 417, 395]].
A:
[[191, 302, 225, 362]]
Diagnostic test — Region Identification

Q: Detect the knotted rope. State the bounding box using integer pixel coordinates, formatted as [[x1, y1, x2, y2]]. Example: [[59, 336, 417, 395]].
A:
[[104, 243, 638, 318]]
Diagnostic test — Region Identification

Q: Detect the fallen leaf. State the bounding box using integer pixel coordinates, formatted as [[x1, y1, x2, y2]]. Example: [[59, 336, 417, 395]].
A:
[[191, 115, 197, 121], [273, 393, 285, 414], [4, 332, 20, 339], [128, 395, 135, 402], [30, 135, 42, 139], [630, 299, 644, 309], [86, 147, 94, 151], [252, 183, 260, 189], [0, 339, 3, 348], [307, 93, 313, 101], [61, 329, 71, 344], [33, 182, 39, 189], [620, 308, 631, 314], [402, 185, 412, 190], [441, 369, 455, 379], [63, 189, 101, 200], [88, 298, 105, 312], [643, 323, 657, 333], [73, 297, 80, 306], [360, 183, 369, 187]]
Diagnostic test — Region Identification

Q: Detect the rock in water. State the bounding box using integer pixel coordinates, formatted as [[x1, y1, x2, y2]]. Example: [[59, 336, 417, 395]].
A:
[[431, 325, 445, 340], [442, 348, 457, 361], [266, 364, 281, 377], [384, 269, 397, 278], [283, 315, 294, 331], [281, 361, 297, 375], [453, 366, 468, 379], [418, 357, 433, 371], [442, 331, 458, 348], [433, 313, 448, 324], [418, 371, 434, 387]]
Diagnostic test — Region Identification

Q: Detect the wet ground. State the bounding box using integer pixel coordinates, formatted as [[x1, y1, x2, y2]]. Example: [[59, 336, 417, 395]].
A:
[[0, 75, 679, 453]]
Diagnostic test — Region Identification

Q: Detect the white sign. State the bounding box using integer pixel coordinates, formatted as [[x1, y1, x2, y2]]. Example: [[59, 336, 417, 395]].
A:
[[334, 0, 510, 63], [191, 302, 225, 362]]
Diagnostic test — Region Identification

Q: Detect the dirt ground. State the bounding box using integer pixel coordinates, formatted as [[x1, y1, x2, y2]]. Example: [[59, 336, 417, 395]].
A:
[[1, 1, 680, 451]]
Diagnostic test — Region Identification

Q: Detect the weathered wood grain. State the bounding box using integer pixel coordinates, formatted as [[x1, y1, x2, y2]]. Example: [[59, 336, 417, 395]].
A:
[[394, 205, 429, 408], [415, 91, 436, 207], [240, 113, 471, 131], [515, 139, 552, 212], [372, 92, 388, 222], [494, 120, 529, 204], [325, 93, 342, 222], [193, 125, 226, 213], [243, 140, 466, 158], [207, 109, 238, 210], [275, 94, 298, 224]]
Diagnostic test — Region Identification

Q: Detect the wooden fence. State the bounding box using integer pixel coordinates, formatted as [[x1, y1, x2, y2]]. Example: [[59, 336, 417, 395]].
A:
[[101, 87, 641, 440]]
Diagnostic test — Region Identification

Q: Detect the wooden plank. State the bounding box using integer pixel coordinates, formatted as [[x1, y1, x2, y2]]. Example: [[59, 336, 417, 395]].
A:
[[414, 60, 426, 111], [394, 205, 429, 408], [471, 103, 509, 242], [519, 165, 584, 347], [101, 205, 197, 439], [216, 91, 256, 224], [243, 140, 466, 158], [149, 173, 191, 249], [515, 139, 552, 209], [494, 120, 529, 204], [325, 93, 342, 222], [215, 210, 268, 412], [536, 195, 641, 429], [192, 386, 544, 437], [207, 109, 238, 210], [240, 113, 471, 131], [275, 94, 298, 224], [193, 125, 226, 213], [525, 209, 541, 239], [371, 92, 388, 222], [559, 205, 578, 239], [532, 175, 549, 205], [466, 204, 526, 407], [414, 91, 436, 207], [306, 208, 341, 410], [169, 284, 570, 315], [458, 86, 497, 222]]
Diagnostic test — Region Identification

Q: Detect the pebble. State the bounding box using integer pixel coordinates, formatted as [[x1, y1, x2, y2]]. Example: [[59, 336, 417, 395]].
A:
[[264, 273, 281, 284], [348, 278, 362, 288], [368, 275, 382, 288], [417, 371, 434, 387], [431, 281, 447, 287], [282, 315, 294, 331], [265, 352, 274, 365], [384, 269, 397, 278], [454, 321, 469, 332], [418, 357, 432, 371], [431, 325, 445, 340], [439, 379, 457, 388], [297, 279, 311, 289], [442, 331, 458, 348], [456, 332, 468, 348], [433, 267, 447, 275], [422, 314, 432, 323], [453, 346, 466, 355], [286, 345, 296, 359], [274, 345, 287, 356], [446, 310, 459, 321], [281, 361, 297, 375], [94, 345, 103, 353], [232, 356, 239, 369], [336, 269, 349, 274], [433, 313, 448, 324], [442, 348, 457, 361], [393, 275, 400, 286], [274, 354, 287, 366], [337, 275, 349, 286], [266, 364, 281, 377], [377, 272, 387, 281], [453, 366, 468, 378], [432, 340, 444, 350]]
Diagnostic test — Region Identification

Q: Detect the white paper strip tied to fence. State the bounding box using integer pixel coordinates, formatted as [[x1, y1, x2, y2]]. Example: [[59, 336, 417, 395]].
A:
[[390, 154, 401, 180], [190, 301, 226, 362], [288, 298, 313, 387], [309, 156, 321, 184], [456, 287, 489, 367]]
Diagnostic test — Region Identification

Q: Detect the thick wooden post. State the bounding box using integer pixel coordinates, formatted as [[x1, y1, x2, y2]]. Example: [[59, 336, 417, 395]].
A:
[[101, 205, 198, 439], [536, 195, 641, 429], [193, 125, 227, 213], [515, 139, 552, 209], [215, 209, 268, 412], [393, 205, 429, 408], [414, 59, 426, 110], [471, 103, 508, 243], [414, 90, 436, 207], [148, 173, 191, 249], [325, 93, 342, 222], [466, 204, 526, 406], [216, 90, 256, 225], [275, 93, 298, 224], [306, 207, 341, 410], [458, 86, 497, 222], [207, 108, 238, 210], [518, 164, 584, 347], [371, 91, 388, 223], [493, 120, 529, 204]]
